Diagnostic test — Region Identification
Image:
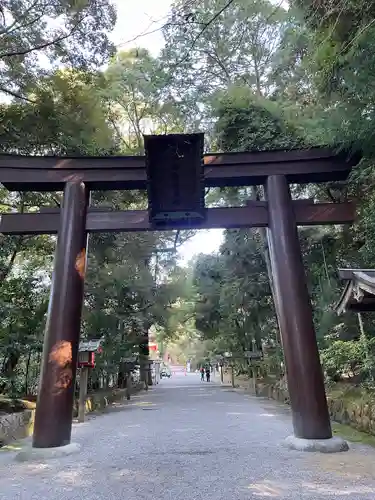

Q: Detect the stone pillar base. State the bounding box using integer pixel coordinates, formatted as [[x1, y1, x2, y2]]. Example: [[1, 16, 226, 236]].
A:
[[284, 435, 349, 453], [16, 442, 81, 462]]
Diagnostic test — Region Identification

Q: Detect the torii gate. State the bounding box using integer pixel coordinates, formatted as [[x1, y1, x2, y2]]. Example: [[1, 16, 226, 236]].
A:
[[0, 133, 357, 457]]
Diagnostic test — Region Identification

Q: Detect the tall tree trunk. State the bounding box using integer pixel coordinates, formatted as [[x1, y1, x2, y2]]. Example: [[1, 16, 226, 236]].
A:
[[0, 236, 24, 282], [0, 197, 27, 283], [24, 350, 32, 396], [251, 188, 276, 301], [0, 350, 20, 393], [118, 364, 125, 388], [118, 328, 126, 388], [1, 350, 20, 377], [250, 186, 283, 355]]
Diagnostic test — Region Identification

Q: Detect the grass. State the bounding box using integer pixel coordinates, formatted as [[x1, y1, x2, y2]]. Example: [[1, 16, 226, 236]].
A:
[[332, 422, 375, 448]]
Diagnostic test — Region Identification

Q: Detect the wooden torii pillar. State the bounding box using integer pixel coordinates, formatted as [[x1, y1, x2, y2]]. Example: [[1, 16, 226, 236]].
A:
[[33, 182, 90, 450], [266, 176, 348, 451], [0, 137, 358, 456]]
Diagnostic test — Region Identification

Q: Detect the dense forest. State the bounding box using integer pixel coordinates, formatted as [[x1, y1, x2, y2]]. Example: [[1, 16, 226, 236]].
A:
[[1, 0, 375, 398]]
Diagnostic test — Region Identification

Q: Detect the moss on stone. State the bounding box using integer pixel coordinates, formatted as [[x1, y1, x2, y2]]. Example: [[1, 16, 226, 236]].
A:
[[0, 397, 36, 414]]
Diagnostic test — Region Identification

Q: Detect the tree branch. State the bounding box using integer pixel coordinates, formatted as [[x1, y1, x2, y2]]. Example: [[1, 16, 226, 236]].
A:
[[0, 16, 86, 58], [173, 230, 181, 251], [169, 0, 237, 72], [0, 0, 40, 36], [0, 85, 36, 103]]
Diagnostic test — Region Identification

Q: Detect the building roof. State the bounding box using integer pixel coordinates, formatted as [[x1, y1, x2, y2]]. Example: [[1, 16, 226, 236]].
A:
[[335, 269, 375, 314]]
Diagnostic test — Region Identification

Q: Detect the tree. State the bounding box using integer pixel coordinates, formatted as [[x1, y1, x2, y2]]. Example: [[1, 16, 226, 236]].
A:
[[0, 69, 118, 155], [103, 49, 184, 153], [83, 227, 196, 388], [0, 65, 121, 397], [0, 0, 117, 101], [3, 0, 375, 398], [194, 229, 276, 357], [0, 267, 50, 394], [212, 85, 305, 151], [163, 0, 288, 95]]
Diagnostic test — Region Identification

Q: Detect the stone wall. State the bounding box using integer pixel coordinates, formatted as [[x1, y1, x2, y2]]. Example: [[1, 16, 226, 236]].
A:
[[223, 372, 375, 437], [326, 395, 375, 434], [256, 380, 375, 437], [0, 382, 145, 446], [255, 380, 290, 405], [258, 383, 375, 436], [0, 409, 35, 446], [72, 383, 144, 416]]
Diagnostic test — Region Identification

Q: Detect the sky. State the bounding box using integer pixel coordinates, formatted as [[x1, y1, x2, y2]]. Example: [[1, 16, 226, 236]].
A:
[[111, 0, 171, 57], [111, 0, 224, 264]]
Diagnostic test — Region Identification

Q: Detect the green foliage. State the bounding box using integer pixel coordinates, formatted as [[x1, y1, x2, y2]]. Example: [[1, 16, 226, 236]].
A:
[[103, 49, 185, 152], [3, 0, 375, 396], [1, 70, 118, 155], [321, 336, 375, 383], [193, 229, 276, 360], [163, 0, 288, 95], [0, 0, 116, 99], [212, 86, 304, 151]]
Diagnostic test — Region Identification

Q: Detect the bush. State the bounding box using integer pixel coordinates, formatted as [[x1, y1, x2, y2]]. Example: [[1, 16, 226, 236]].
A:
[[321, 338, 375, 382]]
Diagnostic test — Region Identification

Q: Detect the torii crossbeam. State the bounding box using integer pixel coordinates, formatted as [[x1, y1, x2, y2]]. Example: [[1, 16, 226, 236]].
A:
[[0, 134, 358, 455]]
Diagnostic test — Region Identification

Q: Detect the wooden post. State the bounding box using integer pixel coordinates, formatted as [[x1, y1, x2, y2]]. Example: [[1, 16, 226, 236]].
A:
[[156, 362, 161, 383], [146, 359, 153, 386], [125, 374, 131, 400], [139, 331, 150, 390], [32, 182, 89, 448], [78, 367, 89, 423], [266, 175, 332, 440], [253, 366, 258, 395], [147, 367, 153, 386], [139, 355, 148, 391], [249, 364, 256, 395]]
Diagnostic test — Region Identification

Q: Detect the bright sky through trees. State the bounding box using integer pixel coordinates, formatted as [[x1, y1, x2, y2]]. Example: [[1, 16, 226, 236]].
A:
[[111, 0, 224, 263]]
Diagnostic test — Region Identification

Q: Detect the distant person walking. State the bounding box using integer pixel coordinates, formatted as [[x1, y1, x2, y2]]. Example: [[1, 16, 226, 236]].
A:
[[200, 367, 205, 381], [205, 366, 211, 382]]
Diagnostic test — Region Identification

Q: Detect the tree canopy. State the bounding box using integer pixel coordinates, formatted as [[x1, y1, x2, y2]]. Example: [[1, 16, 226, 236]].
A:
[[2, 0, 375, 396]]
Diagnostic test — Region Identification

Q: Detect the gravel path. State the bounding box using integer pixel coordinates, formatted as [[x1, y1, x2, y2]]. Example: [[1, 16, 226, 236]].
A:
[[1, 373, 375, 499]]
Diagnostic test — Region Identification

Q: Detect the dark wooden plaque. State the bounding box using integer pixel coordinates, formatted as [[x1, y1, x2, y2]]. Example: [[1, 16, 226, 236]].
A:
[[144, 133, 206, 225]]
